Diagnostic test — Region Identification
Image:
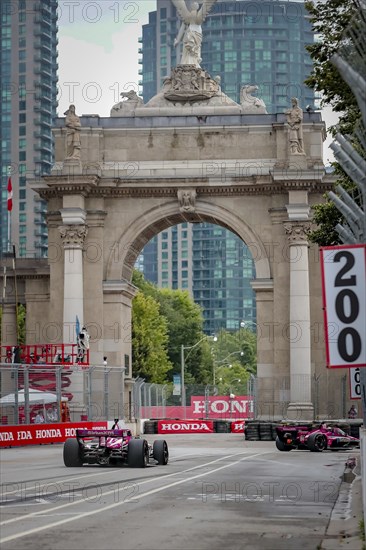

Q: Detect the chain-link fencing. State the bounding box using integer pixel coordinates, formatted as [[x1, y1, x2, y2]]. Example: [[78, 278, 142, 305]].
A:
[[0, 363, 126, 425]]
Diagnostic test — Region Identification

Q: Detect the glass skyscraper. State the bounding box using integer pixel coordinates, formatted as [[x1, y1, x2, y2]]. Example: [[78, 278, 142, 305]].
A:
[[0, 0, 58, 257], [138, 0, 316, 334]]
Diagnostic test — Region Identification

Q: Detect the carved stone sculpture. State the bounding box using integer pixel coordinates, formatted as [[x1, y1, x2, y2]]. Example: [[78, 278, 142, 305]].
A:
[[285, 97, 305, 155], [111, 90, 144, 116], [172, 0, 218, 68], [59, 225, 88, 248], [283, 221, 311, 243], [240, 85, 268, 114], [64, 105, 81, 159], [164, 66, 219, 102], [178, 189, 196, 212]]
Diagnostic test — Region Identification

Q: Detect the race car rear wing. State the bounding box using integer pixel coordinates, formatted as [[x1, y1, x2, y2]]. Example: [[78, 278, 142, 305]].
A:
[[76, 429, 131, 438]]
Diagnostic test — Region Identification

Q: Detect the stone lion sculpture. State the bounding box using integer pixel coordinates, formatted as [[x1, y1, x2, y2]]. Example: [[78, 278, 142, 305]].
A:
[[110, 90, 144, 117], [240, 85, 268, 114]]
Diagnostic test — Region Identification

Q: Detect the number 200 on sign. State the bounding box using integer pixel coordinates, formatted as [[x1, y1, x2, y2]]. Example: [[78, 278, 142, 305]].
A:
[[320, 245, 366, 368]]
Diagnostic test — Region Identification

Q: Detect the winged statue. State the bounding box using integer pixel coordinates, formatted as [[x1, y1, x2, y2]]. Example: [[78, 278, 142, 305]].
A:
[[172, 0, 218, 67]]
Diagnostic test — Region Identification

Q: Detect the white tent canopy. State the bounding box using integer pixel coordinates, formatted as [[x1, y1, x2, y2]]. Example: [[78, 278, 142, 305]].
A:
[[0, 388, 68, 405]]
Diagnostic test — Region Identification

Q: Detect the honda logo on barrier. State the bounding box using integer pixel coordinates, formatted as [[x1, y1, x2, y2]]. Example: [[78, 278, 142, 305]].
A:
[[192, 397, 253, 415], [161, 423, 210, 431], [158, 420, 214, 433]]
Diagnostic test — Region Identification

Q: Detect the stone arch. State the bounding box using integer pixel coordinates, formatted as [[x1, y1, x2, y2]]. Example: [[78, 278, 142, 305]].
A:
[[106, 199, 271, 282]]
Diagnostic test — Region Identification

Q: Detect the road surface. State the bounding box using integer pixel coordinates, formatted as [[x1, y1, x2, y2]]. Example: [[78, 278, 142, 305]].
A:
[[0, 434, 356, 549]]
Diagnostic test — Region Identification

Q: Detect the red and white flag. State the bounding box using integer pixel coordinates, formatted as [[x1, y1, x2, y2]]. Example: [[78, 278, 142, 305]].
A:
[[7, 176, 13, 212]]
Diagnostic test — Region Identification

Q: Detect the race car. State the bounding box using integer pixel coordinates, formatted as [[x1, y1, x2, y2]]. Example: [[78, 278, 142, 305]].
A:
[[63, 427, 169, 467], [275, 423, 360, 452]]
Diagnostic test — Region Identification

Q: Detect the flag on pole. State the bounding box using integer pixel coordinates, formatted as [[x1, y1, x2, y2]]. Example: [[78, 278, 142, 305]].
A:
[[76, 315, 80, 338], [7, 176, 13, 212]]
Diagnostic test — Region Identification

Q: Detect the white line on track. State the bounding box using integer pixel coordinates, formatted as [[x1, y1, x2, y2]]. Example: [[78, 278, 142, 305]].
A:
[[0, 450, 220, 497], [0, 450, 269, 544], [0, 450, 247, 521]]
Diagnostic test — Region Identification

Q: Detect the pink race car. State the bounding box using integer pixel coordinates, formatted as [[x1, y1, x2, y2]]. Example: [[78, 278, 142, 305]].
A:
[[275, 423, 360, 452], [63, 428, 169, 467]]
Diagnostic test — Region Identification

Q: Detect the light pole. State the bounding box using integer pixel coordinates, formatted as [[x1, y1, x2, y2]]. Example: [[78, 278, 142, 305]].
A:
[[213, 361, 232, 386], [181, 335, 217, 407], [241, 320, 257, 332], [213, 350, 244, 385], [229, 378, 241, 395]]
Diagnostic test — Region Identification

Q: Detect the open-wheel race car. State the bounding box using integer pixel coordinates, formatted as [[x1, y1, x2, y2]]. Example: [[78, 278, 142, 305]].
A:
[[275, 423, 360, 452], [63, 427, 169, 467]]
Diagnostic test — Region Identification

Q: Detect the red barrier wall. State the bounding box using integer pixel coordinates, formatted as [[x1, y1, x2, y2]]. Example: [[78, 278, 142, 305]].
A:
[[142, 395, 254, 420], [0, 421, 107, 447]]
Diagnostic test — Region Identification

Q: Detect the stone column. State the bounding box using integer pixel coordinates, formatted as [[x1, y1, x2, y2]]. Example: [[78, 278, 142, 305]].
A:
[[58, 221, 87, 407], [283, 219, 314, 419], [1, 302, 18, 397], [59, 224, 88, 344]]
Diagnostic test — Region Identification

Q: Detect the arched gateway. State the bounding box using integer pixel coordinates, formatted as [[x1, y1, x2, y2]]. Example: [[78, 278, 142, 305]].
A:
[[2, 87, 336, 421], [34, 98, 333, 419]]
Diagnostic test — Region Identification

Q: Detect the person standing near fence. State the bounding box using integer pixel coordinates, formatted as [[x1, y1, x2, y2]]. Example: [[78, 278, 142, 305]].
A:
[[348, 404, 358, 419]]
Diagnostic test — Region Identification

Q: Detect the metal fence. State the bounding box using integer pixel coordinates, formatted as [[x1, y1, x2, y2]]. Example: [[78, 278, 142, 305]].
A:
[[0, 365, 356, 425], [134, 373, 355, 421], [0, 363, 126, 425], [135, 378, 256, 420]]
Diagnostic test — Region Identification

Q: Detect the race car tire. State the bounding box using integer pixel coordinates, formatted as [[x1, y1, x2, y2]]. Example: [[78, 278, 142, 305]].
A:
[[275, 436, 292, 451], [128, 438, 149, 468], [63, 438, 83, 467], [307, 433, 327, 452], [153, 440, 169, 465]]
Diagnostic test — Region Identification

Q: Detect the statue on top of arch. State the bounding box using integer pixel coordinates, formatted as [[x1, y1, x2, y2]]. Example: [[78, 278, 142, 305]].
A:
[[172, 0, 218, 68]]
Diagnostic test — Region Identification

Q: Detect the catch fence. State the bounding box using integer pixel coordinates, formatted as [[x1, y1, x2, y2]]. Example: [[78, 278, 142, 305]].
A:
[[0, 363, 126, 425]]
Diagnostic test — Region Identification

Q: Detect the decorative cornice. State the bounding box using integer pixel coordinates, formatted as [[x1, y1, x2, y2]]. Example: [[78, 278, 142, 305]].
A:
[[33, 179, 334, 200]]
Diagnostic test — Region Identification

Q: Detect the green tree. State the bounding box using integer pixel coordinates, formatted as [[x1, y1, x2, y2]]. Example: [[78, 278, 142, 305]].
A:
[[0, 304, 26, 344], [131, 292, 172, 383], [305, 0, 359, 136], [132, 270, 206, 383], [305, 0, 362, 246]]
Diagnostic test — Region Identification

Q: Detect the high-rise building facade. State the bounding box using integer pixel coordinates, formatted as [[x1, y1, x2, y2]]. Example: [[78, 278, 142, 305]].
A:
[[0, 0, 58, 257], [137, 0, 315, 334]]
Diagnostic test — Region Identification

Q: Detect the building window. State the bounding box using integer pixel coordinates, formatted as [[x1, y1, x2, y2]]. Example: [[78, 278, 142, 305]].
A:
[[19, 113, 26, 123], [19, 151, 26, 161]]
